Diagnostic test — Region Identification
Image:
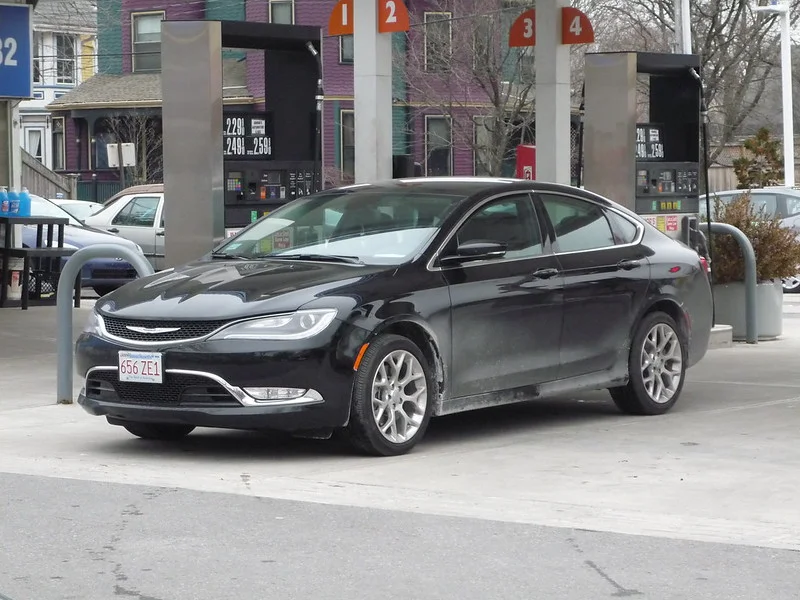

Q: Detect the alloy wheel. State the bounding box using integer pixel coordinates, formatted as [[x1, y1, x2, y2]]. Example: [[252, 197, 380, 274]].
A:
[[371, 349, 428, 444], [640, 323, 683, 404], [783, 275, 800, 292]]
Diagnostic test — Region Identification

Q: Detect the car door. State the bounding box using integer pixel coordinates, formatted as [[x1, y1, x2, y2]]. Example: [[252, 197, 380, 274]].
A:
[[437, 192, 564, 398], [536, 192, 650, 379], [105, 195, 160, 267]]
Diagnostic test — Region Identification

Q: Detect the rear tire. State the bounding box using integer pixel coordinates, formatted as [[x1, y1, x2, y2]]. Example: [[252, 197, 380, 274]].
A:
[[344, 334, 435, 457], [609, 311, 686, 415], [122, 422, 195, 440]]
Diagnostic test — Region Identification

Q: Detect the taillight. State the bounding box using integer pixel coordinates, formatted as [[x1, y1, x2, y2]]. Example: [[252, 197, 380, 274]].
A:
[[699, 256, 710, 274]]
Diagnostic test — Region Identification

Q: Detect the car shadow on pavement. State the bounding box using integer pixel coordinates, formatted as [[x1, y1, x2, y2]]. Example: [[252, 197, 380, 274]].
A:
[[90, 392, 625, 460]]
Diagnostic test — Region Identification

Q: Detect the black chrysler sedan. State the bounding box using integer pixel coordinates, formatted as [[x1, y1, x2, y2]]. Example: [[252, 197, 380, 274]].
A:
[[76, 177, 713, 456]]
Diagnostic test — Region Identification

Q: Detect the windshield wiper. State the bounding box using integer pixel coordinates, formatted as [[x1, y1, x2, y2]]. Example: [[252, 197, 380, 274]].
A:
[[210, 252, 250, 260], [259, 253, 364, 265]]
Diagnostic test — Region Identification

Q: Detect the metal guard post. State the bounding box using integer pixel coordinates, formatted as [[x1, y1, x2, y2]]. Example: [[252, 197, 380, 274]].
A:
[[57, 245, 155, 404], [699, 222, 758, 344]]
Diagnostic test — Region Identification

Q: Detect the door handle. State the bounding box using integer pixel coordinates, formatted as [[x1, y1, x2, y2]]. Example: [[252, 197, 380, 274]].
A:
[[618, 259, 641, 271], [533, 267, 560, 279], [108, 227, 119, 233], [156, 230, 165, 237]]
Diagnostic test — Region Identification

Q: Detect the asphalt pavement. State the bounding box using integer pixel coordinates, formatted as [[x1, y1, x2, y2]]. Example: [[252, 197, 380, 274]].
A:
[[1, 296, 799, 599]]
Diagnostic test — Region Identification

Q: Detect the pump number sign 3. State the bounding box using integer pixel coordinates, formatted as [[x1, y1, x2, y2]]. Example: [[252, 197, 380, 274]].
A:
[[0, 3, 33, 99], [119, 351, 163, 384]]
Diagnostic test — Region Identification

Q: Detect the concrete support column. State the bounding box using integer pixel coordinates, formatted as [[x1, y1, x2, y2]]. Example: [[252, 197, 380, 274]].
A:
[[353, 0, 393, 183], [0, 100, 21, 189], [161, 21, 225, 268], [535, 0, 572, 184]]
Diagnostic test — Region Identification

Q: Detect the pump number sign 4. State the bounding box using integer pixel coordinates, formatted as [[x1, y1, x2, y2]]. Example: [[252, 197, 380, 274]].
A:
[[119, 351, 163, 384]]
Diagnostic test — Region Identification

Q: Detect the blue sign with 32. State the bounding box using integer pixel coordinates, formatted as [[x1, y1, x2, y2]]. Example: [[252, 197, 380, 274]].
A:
[[0, 3, 33, 99]]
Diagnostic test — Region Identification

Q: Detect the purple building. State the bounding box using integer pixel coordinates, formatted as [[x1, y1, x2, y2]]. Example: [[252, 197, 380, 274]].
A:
[[47, 0, 553, 201]]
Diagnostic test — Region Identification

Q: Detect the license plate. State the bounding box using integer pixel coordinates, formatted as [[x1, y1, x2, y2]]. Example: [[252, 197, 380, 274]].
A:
[[118, 351, 163, 384]]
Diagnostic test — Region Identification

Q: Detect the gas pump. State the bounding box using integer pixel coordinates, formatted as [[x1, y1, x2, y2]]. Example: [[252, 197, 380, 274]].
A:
[[582, 52, 703, 248]]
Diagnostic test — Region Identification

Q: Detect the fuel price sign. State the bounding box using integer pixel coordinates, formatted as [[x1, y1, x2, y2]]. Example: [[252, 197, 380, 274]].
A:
[[223, 113, 274, 159]]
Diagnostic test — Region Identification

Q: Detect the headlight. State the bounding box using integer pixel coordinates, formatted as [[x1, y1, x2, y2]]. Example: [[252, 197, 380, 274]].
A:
[[210, 309, 338, 340], [84, 310, 103, 335]]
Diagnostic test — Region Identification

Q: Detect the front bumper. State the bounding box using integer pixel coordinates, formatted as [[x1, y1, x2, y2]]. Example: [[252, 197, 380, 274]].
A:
[[75, 329, 363, 432]]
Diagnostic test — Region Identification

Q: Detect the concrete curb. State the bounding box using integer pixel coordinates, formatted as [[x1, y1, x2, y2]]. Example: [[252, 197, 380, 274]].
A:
[[708, 324, 734, 349]]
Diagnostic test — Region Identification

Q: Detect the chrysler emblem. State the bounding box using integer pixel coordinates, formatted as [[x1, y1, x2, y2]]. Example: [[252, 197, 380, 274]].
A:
[[125, 326, 181, 334]]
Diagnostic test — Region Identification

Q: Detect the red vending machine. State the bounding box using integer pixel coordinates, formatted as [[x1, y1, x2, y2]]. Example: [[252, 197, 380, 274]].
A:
[[515, 144, 536, 179]]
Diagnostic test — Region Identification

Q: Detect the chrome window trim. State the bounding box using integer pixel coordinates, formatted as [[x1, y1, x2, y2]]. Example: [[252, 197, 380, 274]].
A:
[[536, 191, 645, 257], [426, 190, 546, 272], [425, 189, 646, 272], [83, 365, 324, 408]]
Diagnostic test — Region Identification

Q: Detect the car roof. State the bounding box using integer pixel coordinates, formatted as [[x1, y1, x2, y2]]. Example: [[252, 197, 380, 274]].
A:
[[103, 183, 163, 205], [331, 177, 618, 206]]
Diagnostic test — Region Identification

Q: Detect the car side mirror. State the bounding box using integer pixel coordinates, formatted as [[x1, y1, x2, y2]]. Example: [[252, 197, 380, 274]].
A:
[[440, 240, 507, 265]]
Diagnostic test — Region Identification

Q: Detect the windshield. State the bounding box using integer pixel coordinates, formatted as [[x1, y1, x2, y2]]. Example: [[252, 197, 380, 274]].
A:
[[30, 195, 82, 227], [57, 201, 100, 221], [214, 188, 464, 265]]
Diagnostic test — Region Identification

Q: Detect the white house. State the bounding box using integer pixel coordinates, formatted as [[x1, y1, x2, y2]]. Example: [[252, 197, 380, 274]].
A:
[[20, 0, 97, 171]]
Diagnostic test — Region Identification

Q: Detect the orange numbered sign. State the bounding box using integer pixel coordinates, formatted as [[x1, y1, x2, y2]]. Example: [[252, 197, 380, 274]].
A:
[[329, 0, 354, 36], [508, 9, 535, 47], [561, 6, 594, 45], [377, 0, 410, 33]]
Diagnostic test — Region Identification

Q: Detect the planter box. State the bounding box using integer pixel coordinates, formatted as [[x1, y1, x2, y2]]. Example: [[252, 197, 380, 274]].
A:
[[712, 280, 783, 341]]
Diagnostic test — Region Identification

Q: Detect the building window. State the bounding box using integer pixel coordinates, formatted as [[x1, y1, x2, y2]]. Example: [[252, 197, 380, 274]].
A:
[[424, 12, 452, 72], [425, 116, 452, 176], [52, 118, 66, 171], [340, 109, 355, 179], [340, 35, 354, 64], [132, 11, 164, 73], [33, 32, 43, 83], [55, 34, 76, 84], [26, 129, 45, 163], [269, 0, 294, 24]]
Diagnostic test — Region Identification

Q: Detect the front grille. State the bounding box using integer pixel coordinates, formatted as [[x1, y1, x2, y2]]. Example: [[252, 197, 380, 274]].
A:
[[92, 268, 137, 279], [102, 317, 230, 342], [85, 370, 241, 407]]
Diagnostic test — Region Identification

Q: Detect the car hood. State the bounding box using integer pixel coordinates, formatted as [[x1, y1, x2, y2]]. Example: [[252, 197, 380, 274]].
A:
[[24, 223, 139, 249], [96, 259, 391, 320]]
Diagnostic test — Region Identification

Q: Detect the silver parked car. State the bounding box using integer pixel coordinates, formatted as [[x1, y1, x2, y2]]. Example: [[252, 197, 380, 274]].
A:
[[49, 198, 103, 223], [703, 186, 800, 292], [84, 186, 165, 271]]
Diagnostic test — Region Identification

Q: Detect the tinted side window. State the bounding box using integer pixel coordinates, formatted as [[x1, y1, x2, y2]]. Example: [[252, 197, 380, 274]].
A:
[[112, 196, 160, 227], [605, 209, 640, 244], [540, 194, 615, 252], [749, 193, 778, 218], [781, 194, 800, 218], [455, 195, 543, 259]]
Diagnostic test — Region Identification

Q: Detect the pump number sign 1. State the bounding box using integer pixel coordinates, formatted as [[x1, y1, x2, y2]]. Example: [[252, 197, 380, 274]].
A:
[[223, 113, 274, 159], [0, 3, 33, 99]]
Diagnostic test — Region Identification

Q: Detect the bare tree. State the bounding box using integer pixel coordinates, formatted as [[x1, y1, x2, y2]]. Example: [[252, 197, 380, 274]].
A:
[[579, 0, 800, 160], [399, 1, 537, 176], [103, 111, 163, 185]]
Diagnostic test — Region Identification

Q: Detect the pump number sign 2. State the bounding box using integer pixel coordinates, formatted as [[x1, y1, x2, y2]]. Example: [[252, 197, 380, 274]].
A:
[[0, 3, 33, 99]]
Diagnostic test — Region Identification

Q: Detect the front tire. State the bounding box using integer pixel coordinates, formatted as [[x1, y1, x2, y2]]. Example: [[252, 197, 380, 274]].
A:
[[609, 311, 686, 415], [345, 334, 435, 456], [122, 422, 196, 440]]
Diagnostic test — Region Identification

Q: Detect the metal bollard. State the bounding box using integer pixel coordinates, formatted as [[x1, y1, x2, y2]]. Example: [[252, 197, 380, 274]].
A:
[[699, 222, 758, 344], [56, 245, 155, 404]]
